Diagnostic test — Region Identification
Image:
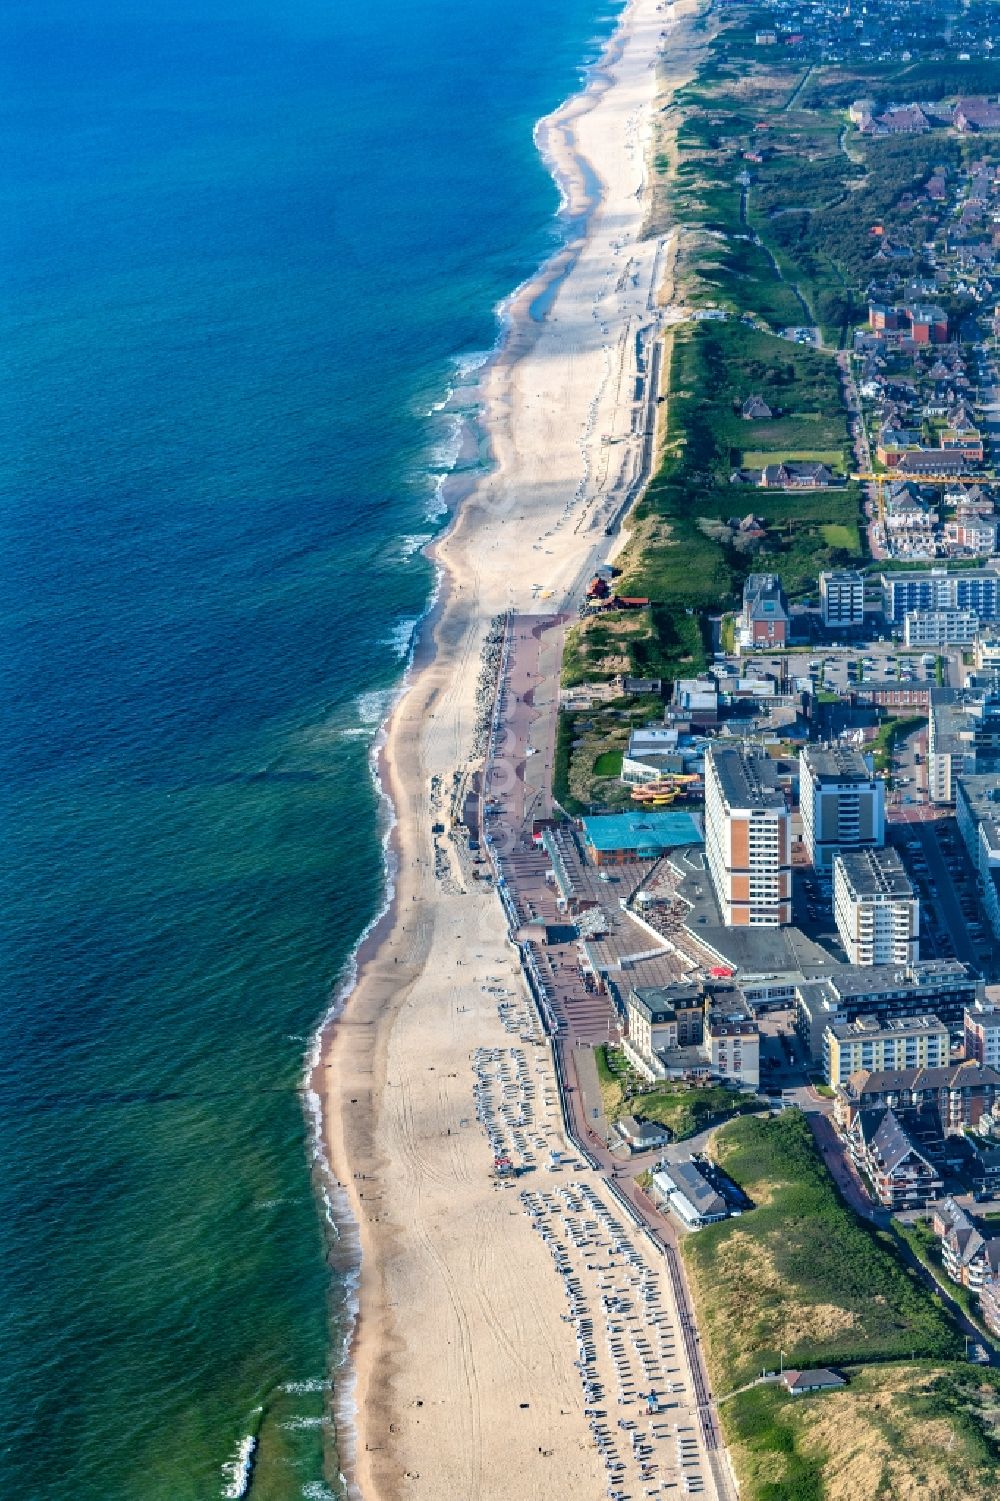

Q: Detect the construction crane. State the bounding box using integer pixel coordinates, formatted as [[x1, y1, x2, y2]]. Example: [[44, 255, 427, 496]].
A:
[[850, 470, 997, 525]]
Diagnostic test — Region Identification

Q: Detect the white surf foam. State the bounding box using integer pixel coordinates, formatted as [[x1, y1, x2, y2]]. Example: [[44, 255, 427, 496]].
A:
[[382, 616, 419, 660]]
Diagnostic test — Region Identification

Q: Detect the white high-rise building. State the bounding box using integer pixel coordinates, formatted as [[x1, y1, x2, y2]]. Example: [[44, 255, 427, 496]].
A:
[[704, 745, 791, 927], [820, 570, 865, 629], [800, 744, 885, 870], [833, 848, 920, 967]]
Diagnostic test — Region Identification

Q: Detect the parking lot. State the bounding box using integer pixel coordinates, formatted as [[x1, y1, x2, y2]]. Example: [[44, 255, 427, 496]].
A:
[[746, 642, 950, 696], [888, 819, 1000, 974]]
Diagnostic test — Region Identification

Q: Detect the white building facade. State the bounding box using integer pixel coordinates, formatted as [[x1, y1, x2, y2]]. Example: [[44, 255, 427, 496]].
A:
[[833, 848, 919, 966], [800, 744, 885, 870], [820, 570, 865, 629]]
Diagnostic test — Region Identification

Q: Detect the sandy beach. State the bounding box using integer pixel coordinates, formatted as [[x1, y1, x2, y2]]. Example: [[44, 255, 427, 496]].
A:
[[318, 3, 712, 1497]]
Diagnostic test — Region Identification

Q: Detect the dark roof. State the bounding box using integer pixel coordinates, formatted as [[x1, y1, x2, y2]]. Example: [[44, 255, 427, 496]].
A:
[[835, 848, 914, 901], [801, 744, 874, 784], [629, 983, 703, 1024], [782, 1369, 846, 1392], [657, 1159, 728, 1219], [857, 1107, 934, 1175], [707, 744, 785, 811], [743, 572, 790, 622], [896, 451, 965, 476], [844, 1060, 1000, 1099]]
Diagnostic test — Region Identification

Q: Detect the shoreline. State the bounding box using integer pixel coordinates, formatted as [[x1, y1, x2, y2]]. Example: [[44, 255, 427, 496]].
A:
[[312, 2, 709, 1496]]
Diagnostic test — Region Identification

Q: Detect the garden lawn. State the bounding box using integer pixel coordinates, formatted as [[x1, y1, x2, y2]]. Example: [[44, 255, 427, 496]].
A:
[[593, 749, 623, 778]]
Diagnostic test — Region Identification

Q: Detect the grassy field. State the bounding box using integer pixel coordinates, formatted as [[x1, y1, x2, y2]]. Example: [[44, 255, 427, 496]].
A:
[[617, 320, 861, 607], [561, 606, 707, 689], [743, 449, 846, 471], [820, 522, 859, 550], [683, 1113, 963, 1393], [722, 1364, 1000, 1501], [894, 1221, 996, 1345], [592, 749, 623, 778], [595, 1046, 759, 1140], [552, 710, 583, 816]]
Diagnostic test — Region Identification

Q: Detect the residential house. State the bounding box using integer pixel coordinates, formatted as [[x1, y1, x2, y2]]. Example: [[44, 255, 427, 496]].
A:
[[941, 1219, 1000, 1289], [981, 1273, 1000, 1337], [953, 98, 1000, 133], [759, 461, 834, 489], [847, 1106, 942, 1208]]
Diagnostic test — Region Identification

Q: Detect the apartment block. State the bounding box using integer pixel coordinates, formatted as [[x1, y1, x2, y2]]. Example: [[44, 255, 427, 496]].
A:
[[833, 848, 919, 966], [846, 1107, 942, 1209], [820, 569, 865, 629], [965, 1002, 1000, 1068], [799, 743, 885, 870], [882, 566, 1000, 625], [823, 1013, 948, 1087], [834, 1060, 1000, 1135], [928, 687, 1000, 804], [704, 1003, 760, 1088], [704, 745, 791, 927], [902, 608, 979, 648], [794, 959, 980, 1062], [974, 635, 1000, 672], [955, 775, 1000, 941], [625, 984, 704, 1064]]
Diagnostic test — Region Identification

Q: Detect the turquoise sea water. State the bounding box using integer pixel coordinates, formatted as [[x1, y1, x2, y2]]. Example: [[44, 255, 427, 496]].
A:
[[0, 1, 623, 1497]]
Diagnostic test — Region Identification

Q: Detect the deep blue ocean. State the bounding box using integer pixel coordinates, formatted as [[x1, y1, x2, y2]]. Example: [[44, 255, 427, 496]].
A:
[[0, 1, 623, 1497]]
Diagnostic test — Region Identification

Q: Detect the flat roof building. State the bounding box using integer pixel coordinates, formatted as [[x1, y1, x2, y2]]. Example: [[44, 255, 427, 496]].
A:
[[965, 1001, 1000, 1069], [833, 848, 919, 967], [928, 686, 1000, 804], [820, 570, 865, 630], [704, 745, 791, 927], [581, 810, 703, 866], [903, 609, 980, 648], [823, 1012, 948, 1087], [795, 959, 980, 1060], [955, 774, 1000, 942], [882, 567, 1000, 625], [800, 744, 884, 871]]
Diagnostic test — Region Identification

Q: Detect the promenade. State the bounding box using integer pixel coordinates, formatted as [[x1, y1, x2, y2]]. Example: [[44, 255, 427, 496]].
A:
[[480, 612, 736, 1501]]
